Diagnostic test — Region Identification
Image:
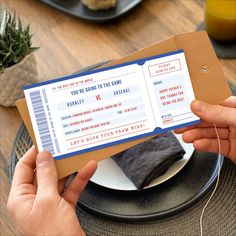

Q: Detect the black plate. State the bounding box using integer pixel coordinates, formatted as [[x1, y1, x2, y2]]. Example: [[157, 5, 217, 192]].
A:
[[40, 0, 143, 23], [8, 123, 224, 222], [78, 151, 223, 222], [9, 61, 225, 222]]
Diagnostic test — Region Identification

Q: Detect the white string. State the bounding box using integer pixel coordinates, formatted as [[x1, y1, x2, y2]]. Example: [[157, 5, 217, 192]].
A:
[[199, 124, 222, 236]]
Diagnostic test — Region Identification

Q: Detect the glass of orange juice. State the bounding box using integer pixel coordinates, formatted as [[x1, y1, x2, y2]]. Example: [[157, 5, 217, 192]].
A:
[[205, 0, 236, 42]]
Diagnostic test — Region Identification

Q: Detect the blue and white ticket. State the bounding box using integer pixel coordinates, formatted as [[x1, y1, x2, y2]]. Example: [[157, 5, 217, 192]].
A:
[[24, 50, 199, 160]]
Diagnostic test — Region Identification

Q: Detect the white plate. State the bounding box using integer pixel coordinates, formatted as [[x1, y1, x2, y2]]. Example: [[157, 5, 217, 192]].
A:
[[90, 133, 194, 191]]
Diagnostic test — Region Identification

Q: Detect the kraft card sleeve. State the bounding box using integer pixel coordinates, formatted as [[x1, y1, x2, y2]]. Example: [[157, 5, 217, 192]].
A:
[[24, 49, 199, 161]]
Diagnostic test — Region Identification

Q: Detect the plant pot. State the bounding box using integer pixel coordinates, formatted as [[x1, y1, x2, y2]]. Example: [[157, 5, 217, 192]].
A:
[[0, 53, 38, 107]]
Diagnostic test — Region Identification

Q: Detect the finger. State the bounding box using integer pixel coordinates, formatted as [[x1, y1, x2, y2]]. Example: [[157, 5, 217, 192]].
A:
[[174, 119, 231, 134], [191, 100, 236, 126], [36, 151, 58, 196], [182, 127, 229, 143], [220, 96, 236, 108], [62, 161, 97, 206], [12, 146, 37, 188], [174, 97, 236, 134], [174, 125, 200, 134], [193, 139, 230, 157]]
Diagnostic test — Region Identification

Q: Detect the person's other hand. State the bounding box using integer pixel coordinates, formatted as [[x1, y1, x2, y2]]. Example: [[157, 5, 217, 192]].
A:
[[7, 146, 97, 236], [174, 96, 236, 163]]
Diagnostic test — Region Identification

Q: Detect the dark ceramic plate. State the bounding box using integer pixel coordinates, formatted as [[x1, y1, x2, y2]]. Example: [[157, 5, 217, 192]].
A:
[[78, 151, 223, 222], [9, 61, 225, 222], [9, 123, 223, 222], [71, 64, 224, 222], [40, 0, 143, 23]]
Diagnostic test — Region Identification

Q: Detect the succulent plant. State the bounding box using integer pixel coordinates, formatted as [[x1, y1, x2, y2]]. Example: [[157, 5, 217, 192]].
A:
[[0, 8, 38, 73]]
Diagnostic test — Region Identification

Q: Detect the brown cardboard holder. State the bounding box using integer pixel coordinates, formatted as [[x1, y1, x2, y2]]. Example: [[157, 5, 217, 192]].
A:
[[16, 31, 231, 179]]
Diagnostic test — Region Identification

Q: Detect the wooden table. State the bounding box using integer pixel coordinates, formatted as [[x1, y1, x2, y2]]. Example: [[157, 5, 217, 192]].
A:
[[0, 0, 235, 235]]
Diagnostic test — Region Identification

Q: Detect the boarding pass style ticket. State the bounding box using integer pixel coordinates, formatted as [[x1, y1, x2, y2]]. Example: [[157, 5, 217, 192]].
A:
[[24, 50, 199, 160]]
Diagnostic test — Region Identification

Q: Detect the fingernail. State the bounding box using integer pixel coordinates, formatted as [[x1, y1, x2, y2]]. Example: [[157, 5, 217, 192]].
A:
[[192, 100, 204, 112], [37, 151, 51, 167]]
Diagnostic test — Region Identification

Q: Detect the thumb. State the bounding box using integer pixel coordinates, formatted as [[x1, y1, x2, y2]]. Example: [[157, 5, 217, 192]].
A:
[[191, 100, 236, 126], [36, 151, 58, 195]]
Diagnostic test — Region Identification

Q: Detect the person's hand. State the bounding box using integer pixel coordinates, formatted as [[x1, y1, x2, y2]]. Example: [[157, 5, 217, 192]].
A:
[[174, 96, 236, 164], [7, 146, 97, 236]]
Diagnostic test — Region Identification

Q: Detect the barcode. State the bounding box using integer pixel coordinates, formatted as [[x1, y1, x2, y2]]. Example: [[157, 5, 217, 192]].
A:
[[30, 91, 55, 154]]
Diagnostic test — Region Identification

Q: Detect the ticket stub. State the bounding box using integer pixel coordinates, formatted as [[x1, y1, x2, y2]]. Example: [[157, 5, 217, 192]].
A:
[[24, 50, 199, 160]]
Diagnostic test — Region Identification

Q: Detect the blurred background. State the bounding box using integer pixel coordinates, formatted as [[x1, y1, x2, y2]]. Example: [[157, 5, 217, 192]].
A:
[[0, 0, 235, 235], [1, 0, 235, 83]]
